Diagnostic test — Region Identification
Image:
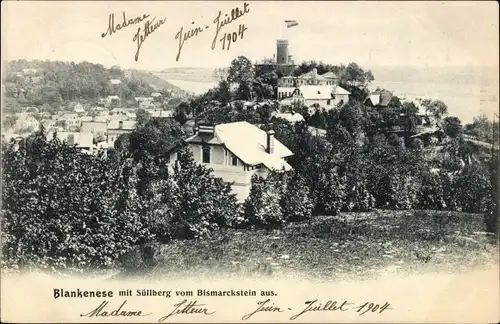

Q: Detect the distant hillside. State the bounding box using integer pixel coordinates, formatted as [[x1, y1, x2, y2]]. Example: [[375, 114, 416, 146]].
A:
[[1, 60, 192, 114], [156, 67, 217, 83], [127, 69, 190, 95]]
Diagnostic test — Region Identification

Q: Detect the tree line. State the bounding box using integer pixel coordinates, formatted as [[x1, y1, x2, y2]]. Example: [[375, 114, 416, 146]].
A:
[[1, 57, 498, 273]]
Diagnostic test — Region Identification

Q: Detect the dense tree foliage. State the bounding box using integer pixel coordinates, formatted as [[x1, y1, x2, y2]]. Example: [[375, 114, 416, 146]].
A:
[[1, 130, 155, 271]]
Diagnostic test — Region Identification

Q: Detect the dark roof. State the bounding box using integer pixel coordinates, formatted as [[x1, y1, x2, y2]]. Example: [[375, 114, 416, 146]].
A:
[[379, 91, 393, 106], [364, 90, 394, 107]]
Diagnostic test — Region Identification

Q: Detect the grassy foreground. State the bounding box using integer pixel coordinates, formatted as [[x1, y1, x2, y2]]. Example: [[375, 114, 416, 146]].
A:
[[121, 210, 499, 281]]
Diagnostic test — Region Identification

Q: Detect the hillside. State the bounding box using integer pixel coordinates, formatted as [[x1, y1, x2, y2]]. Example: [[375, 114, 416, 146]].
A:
[[156, 67, 218, 83], [1, 60, 190, 114], [127, 69, 190, 96]]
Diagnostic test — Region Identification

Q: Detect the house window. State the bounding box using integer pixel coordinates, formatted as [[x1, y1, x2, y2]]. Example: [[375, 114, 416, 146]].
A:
[[327, 99, 331, 105], [202, 146, 211, 163], [232, 155, 238, 166]]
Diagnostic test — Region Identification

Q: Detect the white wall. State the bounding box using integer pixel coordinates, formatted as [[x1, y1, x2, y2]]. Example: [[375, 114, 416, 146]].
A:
[[169, 144, 275, 203]]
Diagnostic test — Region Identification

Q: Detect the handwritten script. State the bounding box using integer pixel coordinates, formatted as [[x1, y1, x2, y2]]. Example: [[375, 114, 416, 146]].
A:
[[100, 3, 251, 63], [78, 298, 391, 321], [132, 16, 167, 61], [80, 300, 151, 318], [101, 12, 166, 62], [174, 2, 250, 61], [242, 299, 392, 320]]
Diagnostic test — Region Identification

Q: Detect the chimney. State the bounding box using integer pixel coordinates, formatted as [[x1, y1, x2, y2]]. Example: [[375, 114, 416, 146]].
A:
[[197, 120, 215, 136], [312, 68, 318, 77], [266, 130, 275, 154], [118, 120, 123, 129]]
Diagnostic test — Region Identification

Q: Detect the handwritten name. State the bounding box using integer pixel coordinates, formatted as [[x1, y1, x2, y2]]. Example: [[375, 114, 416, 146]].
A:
[[102, 12, 150, 38], [80, 300, 151, 318], [132, 16, 167, 61], [212, 2, 250, 50], [158, 299, 215, 322]]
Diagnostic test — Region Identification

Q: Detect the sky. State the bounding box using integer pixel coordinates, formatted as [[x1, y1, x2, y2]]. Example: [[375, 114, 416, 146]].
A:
[[2, 1, 499, 71]]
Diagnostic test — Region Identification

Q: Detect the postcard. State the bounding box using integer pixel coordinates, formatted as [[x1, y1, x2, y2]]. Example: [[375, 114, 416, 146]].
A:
[[1, 1, 499, 323]]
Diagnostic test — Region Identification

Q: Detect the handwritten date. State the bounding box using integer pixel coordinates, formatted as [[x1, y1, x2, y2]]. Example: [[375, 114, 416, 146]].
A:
[[242, 299, 392, 321], [220, 24, 247, 50], [212, 2, 250, 50]]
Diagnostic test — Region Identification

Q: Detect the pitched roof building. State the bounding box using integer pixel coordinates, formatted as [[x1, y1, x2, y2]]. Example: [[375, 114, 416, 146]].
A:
[[169, 121, 293, 202], [364, 90, 395, 107]]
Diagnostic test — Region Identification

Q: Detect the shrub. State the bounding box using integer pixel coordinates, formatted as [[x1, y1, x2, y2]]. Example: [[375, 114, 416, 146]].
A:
[[243, 174, 284, 228], [418, 171, 447, 210], [281, 172, 314, 222], [169, 149, 239, 239], [320, 168, 347, 215], [456, 162, 492, 213]]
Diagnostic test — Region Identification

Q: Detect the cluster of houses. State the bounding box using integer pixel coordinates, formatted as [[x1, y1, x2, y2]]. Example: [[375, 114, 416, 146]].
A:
[[2, 100, 178, 155]]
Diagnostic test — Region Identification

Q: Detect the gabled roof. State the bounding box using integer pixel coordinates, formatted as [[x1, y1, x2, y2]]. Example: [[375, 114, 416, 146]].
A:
[[79, 116, 93, 122], [81, 121, 107, 133], [61, 113, 78, 119], [46, 132, 94, 148], [364, 90, 394, 107], [299, 86, 334, 100], [149, 110, 174, 118], [321, 72, 338, 79], [107, 120, 136, 130], [299, 70, 326, 80], [185, 121, 293, 171], [333, 86, 350, 95]]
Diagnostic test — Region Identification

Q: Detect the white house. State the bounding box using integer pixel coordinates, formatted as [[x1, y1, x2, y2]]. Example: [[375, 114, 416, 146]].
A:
[[107, 120, 136, 142], [169, 121, 293, 202], [105, 95, 121, 108], [147, 109, 174, 118], [74, 103, 86, 115], [14, 113, 40, 132], [60, 113, 80, 131], [110, 79, 122, 85], [279, 85, 350, 112], [273, 112, 305, 123], [46, 132, 96, 154]]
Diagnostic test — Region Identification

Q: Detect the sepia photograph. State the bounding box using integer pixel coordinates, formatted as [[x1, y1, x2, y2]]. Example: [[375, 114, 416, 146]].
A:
[[1, 1, 499, 323]]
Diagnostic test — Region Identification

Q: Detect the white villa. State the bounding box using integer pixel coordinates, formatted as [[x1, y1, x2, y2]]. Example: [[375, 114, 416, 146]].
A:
[[279, 85, 350, 112], [278, 68, 338, 87], [169, 121, 293, 202]]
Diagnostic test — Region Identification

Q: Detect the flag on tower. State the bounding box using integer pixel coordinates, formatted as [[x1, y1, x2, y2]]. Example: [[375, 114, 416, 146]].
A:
[[285, 20, 299, 28]]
